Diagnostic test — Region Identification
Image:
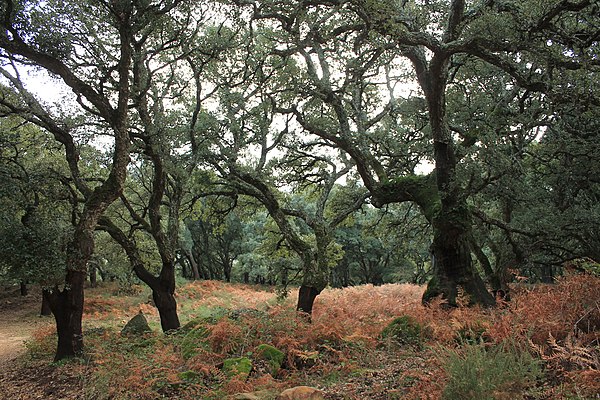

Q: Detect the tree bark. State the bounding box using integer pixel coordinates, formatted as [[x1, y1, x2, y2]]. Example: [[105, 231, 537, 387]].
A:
[[89, 262, 97, 288], [423, 207, 495, 307], [43, 268, 86, 361], [296, 285, 320, 315], [40, 292, 52, 316], [152, 287, 180, 332], [20, 281, 28, 296], [184, 249, 200, 280]]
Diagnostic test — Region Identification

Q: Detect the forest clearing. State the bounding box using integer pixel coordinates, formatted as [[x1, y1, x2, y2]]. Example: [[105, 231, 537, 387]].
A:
[[1, 275, 599, 399]]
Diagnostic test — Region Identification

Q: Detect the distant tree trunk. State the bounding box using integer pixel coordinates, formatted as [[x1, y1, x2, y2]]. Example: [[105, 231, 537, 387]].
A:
[[184, 249, 200, 280], [470, 238, 504, 295], [223, 261, 232, 282], [296, 285, 320, 315], [89, 263, 97, 288], [40, 293, 51, 316], [243, 272, 249, 284], [20, 281, 28, 296], [540, 265, 554, 283], [281, 269, 288, 286]]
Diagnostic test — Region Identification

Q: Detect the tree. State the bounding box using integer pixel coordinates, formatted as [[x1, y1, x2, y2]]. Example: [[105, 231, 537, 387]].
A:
[[0, 118, 71, 312], [189, 23, 369, 312], [235, 0, 599, 307], [0, 0, 190, 359]]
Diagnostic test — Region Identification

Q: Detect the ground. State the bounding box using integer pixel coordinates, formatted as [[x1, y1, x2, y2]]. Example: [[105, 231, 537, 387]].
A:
[[0, 278, 597, 399], [0, 288, 84, 400]]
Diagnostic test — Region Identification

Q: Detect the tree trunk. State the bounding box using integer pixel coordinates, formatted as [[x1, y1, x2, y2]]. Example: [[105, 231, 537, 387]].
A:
[[423, 206, 495, 307], [89, 263, 97, 288], [540, 265, 554, 283], [243, 272, 249, 284], [43, 269, 86, 361], [152, 288, 180, 332], [296, 285, 320, 315], [20, 281, 28, 296], [185, 249, 200, 280], [40, 292, 52, 316]]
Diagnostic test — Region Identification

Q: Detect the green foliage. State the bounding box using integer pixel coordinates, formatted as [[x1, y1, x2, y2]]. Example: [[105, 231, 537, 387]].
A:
[[222, 357, 252, 379], [380, 315, 425, 348], [439, 342, 542, 400], [455, 322, 491, 346], [179, 326, 210, 360]]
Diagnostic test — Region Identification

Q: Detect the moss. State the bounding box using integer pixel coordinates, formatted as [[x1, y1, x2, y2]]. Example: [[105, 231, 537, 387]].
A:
[[382, 174, 441, 221], [380, 315, 425, 348], [255, 344, 285, 376], [222, 357, 252, 379]]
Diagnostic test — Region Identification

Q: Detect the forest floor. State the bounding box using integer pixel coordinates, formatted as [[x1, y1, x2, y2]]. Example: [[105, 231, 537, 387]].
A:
[[0, 277, 598, 400], [0, 288, 86, 400]]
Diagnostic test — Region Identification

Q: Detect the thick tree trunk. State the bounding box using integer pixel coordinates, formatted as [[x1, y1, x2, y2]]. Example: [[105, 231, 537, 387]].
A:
[[296, 285, 320, 315], [20, 281, 28, 296], [243, 272, 249, 284], [44, 269, 86, 361], [152, 288, 180, 332], [423, 207, 495, 307]]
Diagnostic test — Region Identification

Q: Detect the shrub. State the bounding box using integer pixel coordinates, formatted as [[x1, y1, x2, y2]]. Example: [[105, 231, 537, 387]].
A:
[[439, 341, 542, 400], [380, 315, 425, 348]]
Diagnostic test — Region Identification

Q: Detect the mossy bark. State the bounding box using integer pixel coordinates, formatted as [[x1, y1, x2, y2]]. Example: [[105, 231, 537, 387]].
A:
[[423, 205, 495, 307]]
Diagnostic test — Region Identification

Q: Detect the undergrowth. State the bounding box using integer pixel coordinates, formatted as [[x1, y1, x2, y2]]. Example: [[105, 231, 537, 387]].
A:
[[25, 274, 600, 399]]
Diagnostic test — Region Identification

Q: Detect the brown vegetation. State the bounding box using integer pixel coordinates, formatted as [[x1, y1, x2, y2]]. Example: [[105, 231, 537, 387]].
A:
[[1, 274, 599, 399]]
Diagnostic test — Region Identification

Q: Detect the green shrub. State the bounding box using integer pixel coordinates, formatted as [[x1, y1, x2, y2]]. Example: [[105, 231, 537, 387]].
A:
[[439, 341, 542, 400], [455, 321, 491, 345], [380, 315, 424, 347]]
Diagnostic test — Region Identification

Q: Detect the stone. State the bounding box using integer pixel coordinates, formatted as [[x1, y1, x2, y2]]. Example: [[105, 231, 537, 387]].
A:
[[277, 386, 325, 400], [121, 311, 151, 335], [229, 393, 260, 400]]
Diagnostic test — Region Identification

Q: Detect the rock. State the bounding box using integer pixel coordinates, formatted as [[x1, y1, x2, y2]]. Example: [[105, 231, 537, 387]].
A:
[[255, 344, 285, 376], [277, 386, 325, 400], [222, 357, 252, 380], [121, 311, 151, 335], [228, 390, 275, 400], [229, 393, 260, 400]]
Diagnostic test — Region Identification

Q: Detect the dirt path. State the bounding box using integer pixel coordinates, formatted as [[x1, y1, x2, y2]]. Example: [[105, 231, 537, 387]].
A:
[[0, 292, 49, 367], [0, 296, 44, 367]]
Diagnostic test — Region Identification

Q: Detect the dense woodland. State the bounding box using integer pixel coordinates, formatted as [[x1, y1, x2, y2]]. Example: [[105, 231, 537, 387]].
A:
[[0, 0, 599, 398]]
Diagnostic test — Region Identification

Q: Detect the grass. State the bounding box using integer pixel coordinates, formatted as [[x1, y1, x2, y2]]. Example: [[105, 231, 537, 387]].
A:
[[25, 274, 600, 399]]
